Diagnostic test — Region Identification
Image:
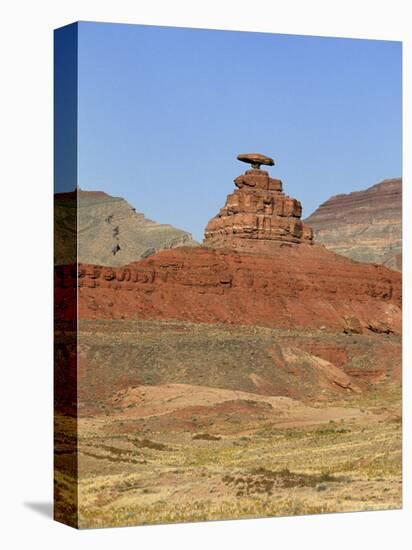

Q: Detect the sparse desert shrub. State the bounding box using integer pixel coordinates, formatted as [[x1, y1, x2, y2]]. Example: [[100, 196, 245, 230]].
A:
[[319, 470, 335, 482], [132, 438, 170, 451], [223, 466, 343, 496], [193, 433, 221, 441]]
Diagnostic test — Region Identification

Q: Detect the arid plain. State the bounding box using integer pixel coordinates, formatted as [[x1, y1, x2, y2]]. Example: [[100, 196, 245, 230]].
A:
[[55, 319, 401, 528]]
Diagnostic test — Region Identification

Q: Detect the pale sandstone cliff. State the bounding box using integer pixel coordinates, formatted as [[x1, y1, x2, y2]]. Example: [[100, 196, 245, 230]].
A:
[[54, 189, 198, 266]]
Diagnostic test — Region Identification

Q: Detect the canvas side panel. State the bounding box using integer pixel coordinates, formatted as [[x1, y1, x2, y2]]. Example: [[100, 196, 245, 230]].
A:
[[54, 22, 79, 529]]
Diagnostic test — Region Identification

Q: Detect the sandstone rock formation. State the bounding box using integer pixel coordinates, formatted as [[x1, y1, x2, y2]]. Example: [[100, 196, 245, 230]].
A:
[[55, 244, 401, 335], [55, 189, 198, 266], [305, 178, 402, 271], [237, 152, 275, 169], [204, 160, 313, 252], [55, 156, 402, 336]]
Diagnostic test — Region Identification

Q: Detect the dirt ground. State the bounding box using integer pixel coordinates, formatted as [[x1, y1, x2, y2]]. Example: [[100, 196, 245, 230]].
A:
[[54, 320, 402, 528]]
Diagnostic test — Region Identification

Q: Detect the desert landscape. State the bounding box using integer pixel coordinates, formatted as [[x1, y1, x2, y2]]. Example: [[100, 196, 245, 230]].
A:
[[54, 154, 402, 528], [55, 320, 401, 528]]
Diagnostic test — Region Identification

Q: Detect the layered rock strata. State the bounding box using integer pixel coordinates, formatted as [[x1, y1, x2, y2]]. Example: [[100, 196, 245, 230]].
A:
[[305, 178, 402, 270], [55, 245, 401, 335], [204, 168, 313, 251], [55, 189, 198, 266], [55, 156, 401, 336]]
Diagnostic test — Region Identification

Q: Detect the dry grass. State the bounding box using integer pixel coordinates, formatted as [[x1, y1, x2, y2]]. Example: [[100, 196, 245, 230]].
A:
[[55, 385, 401, 528], [54, 320, 402, 528]]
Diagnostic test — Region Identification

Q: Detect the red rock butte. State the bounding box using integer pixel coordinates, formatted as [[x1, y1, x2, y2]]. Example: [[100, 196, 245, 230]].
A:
[[56, 153, 402, 335], [204, 160, 313, 252]]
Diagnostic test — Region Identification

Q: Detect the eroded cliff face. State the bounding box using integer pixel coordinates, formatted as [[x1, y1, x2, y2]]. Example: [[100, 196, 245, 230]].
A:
[[54, 189, 198, 266], [55, 165, 401, 335], [305, 178, 402, 271], [204, 168, 313, 252], [55, 245, 401, 335]]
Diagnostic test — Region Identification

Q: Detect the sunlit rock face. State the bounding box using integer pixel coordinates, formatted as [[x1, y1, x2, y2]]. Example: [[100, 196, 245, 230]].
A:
[[305, 178, 402, 271], [54, 189, 198, 267], [204, 164, 313, 252]]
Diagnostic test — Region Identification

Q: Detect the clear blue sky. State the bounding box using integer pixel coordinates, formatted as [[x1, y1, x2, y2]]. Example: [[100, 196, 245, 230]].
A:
[[77, 22, 402, 241]]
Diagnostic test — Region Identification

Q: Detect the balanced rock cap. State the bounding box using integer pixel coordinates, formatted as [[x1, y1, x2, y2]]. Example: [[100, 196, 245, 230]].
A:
[[237, 153, 275, 170]]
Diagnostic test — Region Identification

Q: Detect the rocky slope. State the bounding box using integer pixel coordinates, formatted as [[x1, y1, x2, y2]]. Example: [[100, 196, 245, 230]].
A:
[[54, 189, 198, 266], [55, 245, 401, 335], [72, 320, 400, 405], [305, 178, 402, 270]]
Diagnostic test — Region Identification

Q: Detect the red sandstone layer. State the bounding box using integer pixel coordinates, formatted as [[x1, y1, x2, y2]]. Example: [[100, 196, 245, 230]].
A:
[[204, 169, 313, 249], [55, 245, 401, 334]]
